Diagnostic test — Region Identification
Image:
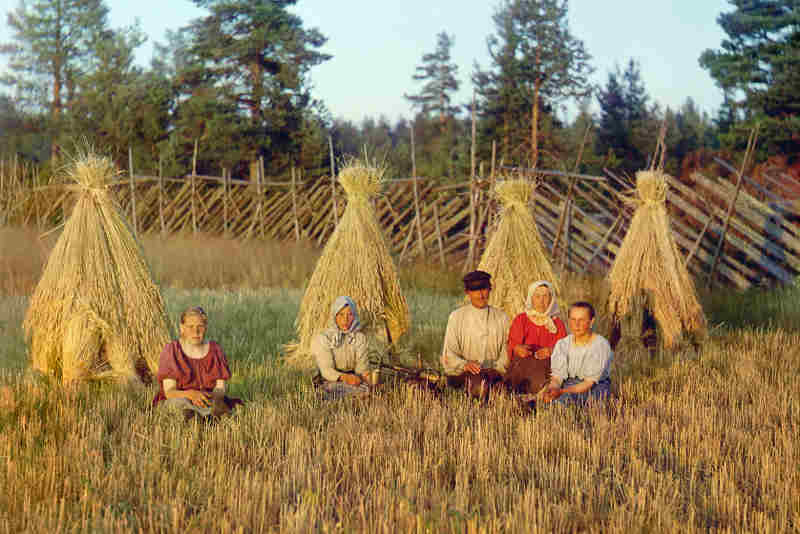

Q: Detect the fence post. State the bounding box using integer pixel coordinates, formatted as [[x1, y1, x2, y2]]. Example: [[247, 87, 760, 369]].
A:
[[158, 155, 165, 236], [433, 197, 446, 267], [128, 146, 137, 236], [292, 166, 300, 242], [410, 125, 424, 257], [223, 168, 229, 237], [259, 156, 265, 238], [192, 139, 198, 236], [465, 91, 477, 272]]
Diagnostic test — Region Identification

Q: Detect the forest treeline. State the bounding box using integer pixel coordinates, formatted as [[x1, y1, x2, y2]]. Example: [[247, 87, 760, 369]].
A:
[[1, 0, 797, 183]]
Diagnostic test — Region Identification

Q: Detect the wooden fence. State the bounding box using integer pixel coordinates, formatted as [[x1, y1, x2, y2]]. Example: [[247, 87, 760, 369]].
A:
[[3, 159, 799, 289]]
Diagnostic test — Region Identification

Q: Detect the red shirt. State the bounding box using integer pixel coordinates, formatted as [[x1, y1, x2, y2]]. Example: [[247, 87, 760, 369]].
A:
[[152, 340, 232, 405], [507, 313, 567, 360]]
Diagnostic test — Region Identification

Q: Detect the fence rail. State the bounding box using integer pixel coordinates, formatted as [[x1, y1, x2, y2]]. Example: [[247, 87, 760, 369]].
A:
[[2, 159, 798, 289]]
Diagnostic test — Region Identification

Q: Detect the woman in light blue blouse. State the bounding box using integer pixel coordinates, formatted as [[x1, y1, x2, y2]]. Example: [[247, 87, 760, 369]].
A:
[[542, 301, 613, 405]]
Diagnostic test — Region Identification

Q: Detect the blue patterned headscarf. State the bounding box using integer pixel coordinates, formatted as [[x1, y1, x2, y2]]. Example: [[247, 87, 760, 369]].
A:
[[327, 296, 362, 348]]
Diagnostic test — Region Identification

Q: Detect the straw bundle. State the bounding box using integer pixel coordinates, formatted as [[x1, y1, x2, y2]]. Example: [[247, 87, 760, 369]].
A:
[[476, 178, 560, 318], [607, 170, 706, 348], [285, 160, 410, 368], [23, 150, 171, 384]]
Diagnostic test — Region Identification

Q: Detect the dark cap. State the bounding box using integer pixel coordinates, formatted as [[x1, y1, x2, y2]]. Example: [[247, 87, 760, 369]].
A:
[[463, 270, 492, 291]]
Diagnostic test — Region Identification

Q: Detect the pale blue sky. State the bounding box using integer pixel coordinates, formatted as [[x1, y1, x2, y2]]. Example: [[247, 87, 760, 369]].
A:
[[1, 0, 731, 123]]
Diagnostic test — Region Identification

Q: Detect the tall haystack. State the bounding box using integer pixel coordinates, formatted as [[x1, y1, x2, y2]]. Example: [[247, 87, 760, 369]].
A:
[[23, 150, 171, 384], [476, 178, 560, 318], [285, 159, 410, 368], [607, 169, 706, 348]]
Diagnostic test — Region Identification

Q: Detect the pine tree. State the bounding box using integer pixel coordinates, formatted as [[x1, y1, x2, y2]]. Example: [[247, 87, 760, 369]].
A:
[[183, 0, 331, 177], [1, 0, 111, 160], [405, 31, 460, 128], [474, 0, 592, 168], [700, 0, 800, 156]]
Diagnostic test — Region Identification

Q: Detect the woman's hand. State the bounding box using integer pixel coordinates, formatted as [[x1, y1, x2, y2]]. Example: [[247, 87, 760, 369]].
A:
[[463, 361, 481, 375], [542, 386, 562, 403], [534, 347, 552, 360], [183, 389, 211, 408], [340, 373, 362, 386], [513, 344, 533, 359]]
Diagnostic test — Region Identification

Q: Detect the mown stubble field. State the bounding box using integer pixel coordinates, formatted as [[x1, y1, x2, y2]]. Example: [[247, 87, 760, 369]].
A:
[[0, 232, 798, 532]]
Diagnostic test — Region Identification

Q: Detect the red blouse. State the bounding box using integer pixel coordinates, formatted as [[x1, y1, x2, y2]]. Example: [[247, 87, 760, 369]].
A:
[[507, 313, 567, 360], [152, 340, 232, 405]]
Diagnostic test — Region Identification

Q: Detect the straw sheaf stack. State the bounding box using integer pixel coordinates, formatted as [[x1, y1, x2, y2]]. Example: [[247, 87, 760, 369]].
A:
[[285, 160, 410, 368], [607, 169, 706, 348], [23, 151, 171, 384], [476, 178, 560, 318]]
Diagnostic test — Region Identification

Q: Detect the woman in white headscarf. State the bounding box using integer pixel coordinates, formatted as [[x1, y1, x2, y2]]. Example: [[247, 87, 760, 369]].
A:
[[310, 296, 371, 399], [504, 280, 567, 396]]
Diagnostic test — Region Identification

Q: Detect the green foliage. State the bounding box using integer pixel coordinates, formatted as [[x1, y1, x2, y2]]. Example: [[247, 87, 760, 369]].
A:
[[700, 0, 800, 158], [595, 59, 653, 174], [180, 0, 331, 176], [474, 0, 593, 168], [0, 0, 112, 163], [405, 31, 461, 125]]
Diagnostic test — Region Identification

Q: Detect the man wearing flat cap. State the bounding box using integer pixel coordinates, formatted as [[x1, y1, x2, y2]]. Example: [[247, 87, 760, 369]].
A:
[[441, 270, 510, 395]]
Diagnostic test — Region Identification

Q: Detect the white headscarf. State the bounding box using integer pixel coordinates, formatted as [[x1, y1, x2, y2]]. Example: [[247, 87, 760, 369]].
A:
[[324, 295, 362, 348], [525, 280, 559, 334]]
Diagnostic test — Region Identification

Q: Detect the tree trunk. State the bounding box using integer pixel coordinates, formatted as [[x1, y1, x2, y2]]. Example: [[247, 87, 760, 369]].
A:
[[531, 79, 540, 170]]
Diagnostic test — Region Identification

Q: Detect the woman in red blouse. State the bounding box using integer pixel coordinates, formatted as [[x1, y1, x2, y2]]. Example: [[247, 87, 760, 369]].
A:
[[504, 280, 567, 395], [152, 306, 241, 419]]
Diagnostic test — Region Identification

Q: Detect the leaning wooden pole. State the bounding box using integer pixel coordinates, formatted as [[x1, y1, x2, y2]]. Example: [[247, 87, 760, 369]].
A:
[[465, 91, 477, 272], [708, 127, 758, 286]]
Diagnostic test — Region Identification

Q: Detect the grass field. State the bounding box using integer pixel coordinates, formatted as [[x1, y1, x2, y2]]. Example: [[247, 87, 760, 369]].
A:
[[0, 231, 798, 532]]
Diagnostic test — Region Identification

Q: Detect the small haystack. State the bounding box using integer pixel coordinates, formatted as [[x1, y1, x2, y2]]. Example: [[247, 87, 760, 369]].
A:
[[607, 169, 706, 348], [285, 159, 410, 368], [476, 178, 560, 318], [23, 150, 171, 384]]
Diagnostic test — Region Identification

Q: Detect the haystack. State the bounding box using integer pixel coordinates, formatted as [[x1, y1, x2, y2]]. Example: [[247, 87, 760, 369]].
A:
[[607, 169, 706, 348], [23, 150, 171, 384], [285, 159, 410, 368], [476, 178, 560, 318]]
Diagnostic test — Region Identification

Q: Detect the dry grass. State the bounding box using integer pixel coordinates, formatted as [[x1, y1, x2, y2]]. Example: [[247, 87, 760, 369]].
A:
[[286, 160, 409, 368], [0, 228, 321, 296], [608, 170, 706, 347], [477, 179, 560, 318], [0, 283, 798, 532], [23, 152, 171, 384]]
